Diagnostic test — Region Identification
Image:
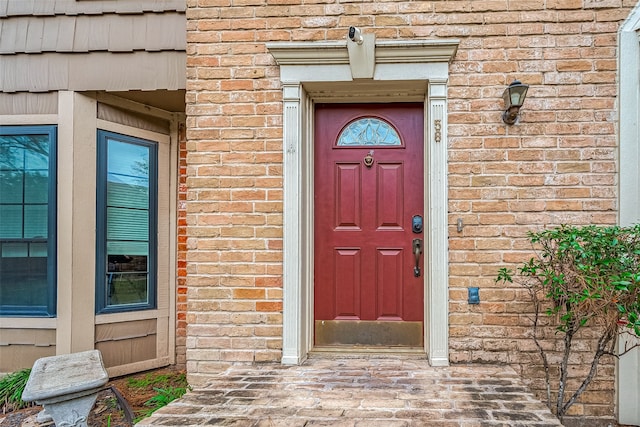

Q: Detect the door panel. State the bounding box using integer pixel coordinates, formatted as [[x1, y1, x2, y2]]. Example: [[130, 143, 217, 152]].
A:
[[335, 164, 361, 230], [376, 248, 403, 319], [335, 248, 361, 319], [377, 162, 403, 229], [314, 103, 424, 347]]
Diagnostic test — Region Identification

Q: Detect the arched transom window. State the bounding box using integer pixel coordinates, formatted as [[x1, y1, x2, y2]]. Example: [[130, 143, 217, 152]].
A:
[[336, 117, 402, 146]]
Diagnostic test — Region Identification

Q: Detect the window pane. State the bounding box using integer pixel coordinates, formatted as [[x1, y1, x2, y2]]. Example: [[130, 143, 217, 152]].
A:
[[0, 205, 23, 238], [30, 242, 48, 257], [97, 131, 156, 313], [24, 142, 49, 170], [107, 207, 149, 241], [0, 171, 23, 203], [108, 254, 148, 273], [24, 205, 48, 238], [0, 141, 25, 170], [0, 127, 55, 316], [106, 273, 149, 306], [107, 140, 149, 184], [24, 171, 49, 203], [107, 180, 149, 209], [2, 242, 28, 257], [108, 241, 148, 257], [0, 249, 48, 307], [337, 118, 402, 146]]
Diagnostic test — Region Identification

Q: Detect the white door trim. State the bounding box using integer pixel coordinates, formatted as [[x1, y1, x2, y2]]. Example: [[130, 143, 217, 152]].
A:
[[268, 38, 458, 366], [618, 3, 640, 424]]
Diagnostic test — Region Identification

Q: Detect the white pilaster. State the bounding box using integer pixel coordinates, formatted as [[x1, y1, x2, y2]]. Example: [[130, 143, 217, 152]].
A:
[[617, 3, 640, 423], [427, 79, 449, 366], [281, 83, 305, 365]]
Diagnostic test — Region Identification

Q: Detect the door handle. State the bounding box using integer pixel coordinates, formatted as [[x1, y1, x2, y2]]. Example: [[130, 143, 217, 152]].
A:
[[413, 238, 423, 277]]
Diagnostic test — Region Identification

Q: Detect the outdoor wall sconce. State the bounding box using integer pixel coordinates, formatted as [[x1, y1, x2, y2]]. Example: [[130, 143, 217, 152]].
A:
[[502, 80, 529, 125]]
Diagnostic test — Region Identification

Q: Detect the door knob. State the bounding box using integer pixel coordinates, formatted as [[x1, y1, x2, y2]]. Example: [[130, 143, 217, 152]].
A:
[[413, 238, 423, 277]]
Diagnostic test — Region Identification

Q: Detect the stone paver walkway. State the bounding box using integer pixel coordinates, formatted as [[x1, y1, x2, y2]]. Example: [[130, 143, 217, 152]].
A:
[[136, 356, 562, 427]]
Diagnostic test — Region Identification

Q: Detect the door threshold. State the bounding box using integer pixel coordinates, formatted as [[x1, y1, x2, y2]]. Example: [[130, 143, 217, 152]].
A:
[[310, 346, 426, 358]]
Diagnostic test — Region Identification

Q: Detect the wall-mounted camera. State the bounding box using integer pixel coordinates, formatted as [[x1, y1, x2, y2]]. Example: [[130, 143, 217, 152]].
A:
[[348, 26, 363, 45]]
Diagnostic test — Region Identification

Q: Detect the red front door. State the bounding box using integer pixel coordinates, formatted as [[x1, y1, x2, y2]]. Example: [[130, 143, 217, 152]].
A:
[[314, 103, 424, 348]]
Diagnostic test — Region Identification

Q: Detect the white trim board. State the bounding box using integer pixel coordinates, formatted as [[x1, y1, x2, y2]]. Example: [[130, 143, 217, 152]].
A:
[[267, 37, 458, 366], [618, 3, 640, 425]]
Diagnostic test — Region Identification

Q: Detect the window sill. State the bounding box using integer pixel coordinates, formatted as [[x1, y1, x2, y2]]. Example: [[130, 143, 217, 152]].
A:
[[0, 317, 57, 329]]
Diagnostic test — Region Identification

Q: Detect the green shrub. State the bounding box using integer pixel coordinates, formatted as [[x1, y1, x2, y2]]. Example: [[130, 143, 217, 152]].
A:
[[497, 224, 640, 421], [0, 368, 33, 411]]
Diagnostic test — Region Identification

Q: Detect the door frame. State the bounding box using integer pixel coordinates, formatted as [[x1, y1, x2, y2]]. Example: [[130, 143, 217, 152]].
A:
[[267, 38, 458, 366]]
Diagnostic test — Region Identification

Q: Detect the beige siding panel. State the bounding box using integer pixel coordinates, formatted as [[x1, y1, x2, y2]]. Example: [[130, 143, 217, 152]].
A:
[[97, 335, 157, 368], [42, 17, 62, 52], [1, 13, 185, 54], [56, 16, 75, 52], [108, 15, 134, 52], [0, 18, 19, 53], [0, 92, 58, 114], [132, 18, 148, 50], [65, 51, 186, 91], [0, 54, 12, 90], [95, 319, 157, 369], [0, 345, 56, 373], [131, 335, 157, 360], [6, 0, 35, 16], [146, 13, 182, 52], [95, 319, 157, 342], [0, 0, 188, 16], [8, 55, 26, 91], [30, 55, 49, 91], [34, 329, 54, 346], [1, 51, 185, 93], [0, 20, 7, 53], [46, 54, 70, 89], [0, 328, 56, 346], [72, 17, 90, 52], [32, 0, 56, 16], [98, 102, 170, 134], [162, 13, 186, 50], [0, 19, 15, 53], [25, 18, 44, 53], [87, 16, 110, 51], [164, 52, 187, 89], [10, 54, 49, 92], [112, 1, 143, 14], [13, 19, 27, 52], [54, 0, 100, 16]]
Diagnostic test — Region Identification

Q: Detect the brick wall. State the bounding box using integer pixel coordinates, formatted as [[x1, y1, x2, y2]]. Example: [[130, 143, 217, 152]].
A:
[[184, 0, 634, 419], [176, 122, 188, 368]]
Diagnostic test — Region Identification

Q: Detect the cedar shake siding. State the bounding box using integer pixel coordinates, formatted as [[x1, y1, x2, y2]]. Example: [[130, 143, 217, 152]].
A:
[[0, 0, 186, 94]]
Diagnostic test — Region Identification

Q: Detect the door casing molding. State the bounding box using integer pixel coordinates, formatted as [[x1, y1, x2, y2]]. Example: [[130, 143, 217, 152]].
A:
[[268, 38, 458, 366]]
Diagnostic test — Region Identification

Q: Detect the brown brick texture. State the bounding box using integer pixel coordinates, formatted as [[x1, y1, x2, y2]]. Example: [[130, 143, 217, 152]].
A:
[[184, 0, 634, 418], [176, 122, 188, 369]]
